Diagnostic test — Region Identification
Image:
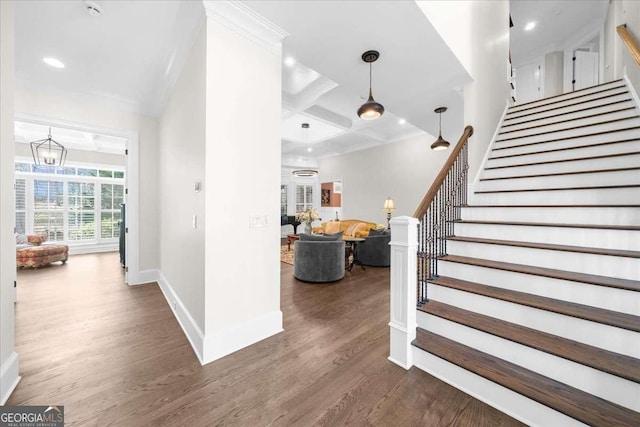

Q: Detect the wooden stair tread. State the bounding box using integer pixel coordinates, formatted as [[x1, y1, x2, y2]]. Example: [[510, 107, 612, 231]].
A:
[[501, 98, 633, 128], [440, 255, 640, 292], [507, 79, 624, 110], [447, 235, 640, 259], [418, 297, 640, 382], [493, 126, 640, 152], [505, 84, 627, 115], [453, 219, 640, 231], [413, 328, 640, 426], [486, 150, 640, 169], [492, 136, 640, 153], [480, 166, 640, 181], [427, 276, 640, 334], [499, 107, 636, 135], [462, 204, 640, 208], [496, 117, 639, 143], [504, 89, 630, 121], [474, 184, 640, 194]]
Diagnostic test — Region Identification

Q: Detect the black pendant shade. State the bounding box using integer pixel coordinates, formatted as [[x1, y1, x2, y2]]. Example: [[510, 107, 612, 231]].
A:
[[358, 50, 384, 120], [430, 106, 450, 151]]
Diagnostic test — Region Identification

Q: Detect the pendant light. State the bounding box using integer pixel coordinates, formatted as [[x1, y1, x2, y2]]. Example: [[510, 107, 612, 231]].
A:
[[30, 127, 68, 167], [357, 50, 384, 120], [292, 123, 317, 177], [430, 107, 450, 151]]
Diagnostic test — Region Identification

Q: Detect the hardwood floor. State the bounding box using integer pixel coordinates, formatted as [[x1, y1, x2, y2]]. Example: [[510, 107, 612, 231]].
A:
[[8, 252, 524, 426]]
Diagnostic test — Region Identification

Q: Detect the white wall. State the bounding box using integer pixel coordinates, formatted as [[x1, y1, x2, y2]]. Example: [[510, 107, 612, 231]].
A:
[[417, 0, 510, 187], [318, 133, 441, 225], [13, 88, 159, 273], [0, 0, 19, 405], [158, 24, 207, 333], [203, 15, 283, 363], [14, 142, 125, 166], [544, 51, 564, 97], [605, 0, 640, 91]]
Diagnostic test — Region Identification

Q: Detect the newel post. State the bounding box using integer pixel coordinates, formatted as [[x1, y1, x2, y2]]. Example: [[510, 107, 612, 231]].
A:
[[388, 215, 419, 369]]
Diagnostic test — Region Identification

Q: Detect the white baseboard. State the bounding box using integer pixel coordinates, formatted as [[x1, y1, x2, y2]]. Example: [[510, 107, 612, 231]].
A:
[[412, 347, 587, 427], [0, 351, 20, 405], [135, 269, 160, 285], [67, 244, 118, 256], [202, 310, 283, 365], [155, 270, 205, 364]]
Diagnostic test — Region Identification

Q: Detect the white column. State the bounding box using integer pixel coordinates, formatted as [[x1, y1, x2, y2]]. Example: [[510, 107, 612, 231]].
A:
[[388, 215, 419, 369]]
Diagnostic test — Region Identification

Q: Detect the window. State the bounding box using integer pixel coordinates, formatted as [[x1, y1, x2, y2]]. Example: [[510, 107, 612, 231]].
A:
[[100, 183, 124, 239], [280, 185, 287, 215], [296, 184, 313, 213], [33, 180, 64, 241], [15, 162, 125, 246], [67, 182, 95, 241], [15, 179, 26, 234]]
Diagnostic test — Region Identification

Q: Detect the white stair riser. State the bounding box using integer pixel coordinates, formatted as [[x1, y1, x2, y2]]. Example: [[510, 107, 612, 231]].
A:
[[491, 132, 640, 159], [485, 151, 640, 175], [417, 311, 640, 412], [437, 261, 640, 315], [412, 348, 588, 427], [471, 187, 638, 205], [477, 170, 640, 192], [504, 93, 631, 123], [453, 223, 640, 251], [499, 109, 638, 140], [460, 207, 640, 226], [501, 100, 637, 131], [508, 84, 627, 115], [425, 284, 640, 357], [446, 240, 639, 280], [495, 118, 640, 146]]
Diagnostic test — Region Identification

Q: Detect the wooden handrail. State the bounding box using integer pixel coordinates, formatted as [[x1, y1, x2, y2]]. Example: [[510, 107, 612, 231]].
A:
[[413, 125, 474, 218], [617, 24, 640, 68]]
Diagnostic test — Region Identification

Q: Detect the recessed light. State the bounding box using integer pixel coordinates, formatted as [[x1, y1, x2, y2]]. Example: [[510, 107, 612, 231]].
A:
[[43, 57, 65, 69], [284, 56, 296, 67], [398, 118, 406, 125], [524, 22, 536, 31], [307, 147, 312, 152]]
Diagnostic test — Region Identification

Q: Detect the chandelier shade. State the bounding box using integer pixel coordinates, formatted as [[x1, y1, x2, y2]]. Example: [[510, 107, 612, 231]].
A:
[[30, 128, 68, 167]]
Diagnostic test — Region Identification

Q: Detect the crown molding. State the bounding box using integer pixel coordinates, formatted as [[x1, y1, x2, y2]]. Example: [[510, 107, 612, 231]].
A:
[[202, 1, 288, 54]]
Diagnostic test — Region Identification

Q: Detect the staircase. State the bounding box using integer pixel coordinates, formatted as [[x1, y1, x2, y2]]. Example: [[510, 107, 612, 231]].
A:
[[411, 80, 640, 426]]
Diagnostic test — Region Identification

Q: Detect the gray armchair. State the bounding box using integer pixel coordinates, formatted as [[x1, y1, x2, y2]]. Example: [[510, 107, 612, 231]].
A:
[[294, 235, 345, 283], [358, 232, 391, 267]]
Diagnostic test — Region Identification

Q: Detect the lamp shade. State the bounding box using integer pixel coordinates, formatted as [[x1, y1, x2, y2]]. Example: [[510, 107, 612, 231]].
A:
[[383, 197, 395, 211], [430, 135, 450, 151], [358, 50, 384, 120]]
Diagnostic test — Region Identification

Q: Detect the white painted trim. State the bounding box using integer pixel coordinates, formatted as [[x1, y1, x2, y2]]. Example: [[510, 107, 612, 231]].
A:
[[202, 310, 283, 365], [156, 270, 205, 364], [202, 0, 288, 54], [470, 100, 509, 191], [412, 348, 587, 427], [13, 112, 141, 287], [67, 245, 118, 256], [136, 269, 159, 285], [0, 351, 20, 405], [623, 74, 640, 115]]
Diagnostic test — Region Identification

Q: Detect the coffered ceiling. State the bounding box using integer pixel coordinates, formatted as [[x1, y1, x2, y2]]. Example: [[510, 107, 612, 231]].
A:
[[14, 1, 609, 164]]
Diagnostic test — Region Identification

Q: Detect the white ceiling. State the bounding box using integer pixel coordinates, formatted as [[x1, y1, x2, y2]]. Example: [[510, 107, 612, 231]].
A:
[[15, 1, 608, 163], [510, 0, 609, 67]]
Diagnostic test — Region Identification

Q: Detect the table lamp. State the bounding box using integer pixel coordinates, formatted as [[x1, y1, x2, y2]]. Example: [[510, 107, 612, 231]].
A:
[[383, 197, 395, 229]]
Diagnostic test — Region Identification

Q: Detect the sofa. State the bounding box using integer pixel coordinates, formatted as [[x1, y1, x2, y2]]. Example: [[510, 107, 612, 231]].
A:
[[16, 234, 68, 269], [358, 229, 391, 267], [313, 219, 380, 238], [294, 233, 345, 283]]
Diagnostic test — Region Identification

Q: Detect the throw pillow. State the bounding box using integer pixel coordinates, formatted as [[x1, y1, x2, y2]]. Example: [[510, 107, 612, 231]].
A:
[[345, 222, 359, 237], [354, 222, 370, 237], [326, 231, 343, 240], [15, 233, 28, 245], [324, 221, 341, 234], [299, 233, 340, 242]]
